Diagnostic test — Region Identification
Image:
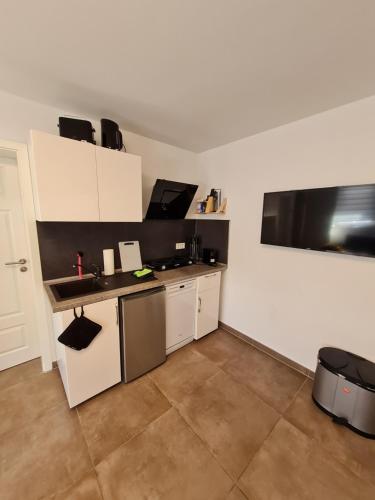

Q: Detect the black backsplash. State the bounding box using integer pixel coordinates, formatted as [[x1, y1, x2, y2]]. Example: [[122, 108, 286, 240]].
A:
[[196, 220, 229, 263], [37, 219, 229, 280]]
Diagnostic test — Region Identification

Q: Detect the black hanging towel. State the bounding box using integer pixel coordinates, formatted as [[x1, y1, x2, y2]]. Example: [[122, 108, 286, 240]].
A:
[[58, 307, 102, 350]]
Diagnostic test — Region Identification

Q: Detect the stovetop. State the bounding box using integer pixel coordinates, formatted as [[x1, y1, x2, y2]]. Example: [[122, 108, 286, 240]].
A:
[[145, 256, 194, 272]]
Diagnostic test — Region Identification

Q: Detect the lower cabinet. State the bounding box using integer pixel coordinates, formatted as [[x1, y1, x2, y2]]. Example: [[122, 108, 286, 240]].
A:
[[52, 272, 222, 406], [165, 272, 222, 354], [53, 298, 121, 407], [195, 272, 221, 340], [166, 280, 197, 354]]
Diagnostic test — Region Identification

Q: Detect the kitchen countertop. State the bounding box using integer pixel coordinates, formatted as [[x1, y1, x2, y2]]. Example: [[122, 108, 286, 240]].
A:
[[45, 263, 226, 313]]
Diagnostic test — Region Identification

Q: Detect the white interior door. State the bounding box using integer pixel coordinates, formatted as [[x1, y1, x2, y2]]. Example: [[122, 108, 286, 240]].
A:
[[0, 153, 39, 370]]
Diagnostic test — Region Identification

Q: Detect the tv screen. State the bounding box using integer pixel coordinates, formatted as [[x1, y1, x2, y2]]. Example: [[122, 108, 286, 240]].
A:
[[145, 179, 198, 219], [261, 184, 375, 257]]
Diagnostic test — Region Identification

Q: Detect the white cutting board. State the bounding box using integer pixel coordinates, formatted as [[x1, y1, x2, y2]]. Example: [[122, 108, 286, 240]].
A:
[[119, 241, 142, 272]]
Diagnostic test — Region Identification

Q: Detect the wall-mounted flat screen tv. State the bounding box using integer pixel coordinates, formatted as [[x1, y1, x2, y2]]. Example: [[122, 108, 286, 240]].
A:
[[261, 184, 375, 257]]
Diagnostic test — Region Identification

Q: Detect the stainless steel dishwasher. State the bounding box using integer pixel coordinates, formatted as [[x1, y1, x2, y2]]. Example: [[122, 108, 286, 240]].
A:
[[119, 286, 166, 383]]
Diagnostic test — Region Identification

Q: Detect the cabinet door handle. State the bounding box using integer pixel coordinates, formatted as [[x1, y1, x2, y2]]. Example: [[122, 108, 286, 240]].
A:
[[115, 304, 119, 325], [5, 258, 27, 266], [198, 297, 202, 313]]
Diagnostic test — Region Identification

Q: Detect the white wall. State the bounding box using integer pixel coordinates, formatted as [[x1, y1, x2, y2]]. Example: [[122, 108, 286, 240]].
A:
[[0, 89, 203, 214], [3, 87, 375, 372], [124, 131, 204, 216], [199, 96, 375, 370], [0, 89, 202, 370]]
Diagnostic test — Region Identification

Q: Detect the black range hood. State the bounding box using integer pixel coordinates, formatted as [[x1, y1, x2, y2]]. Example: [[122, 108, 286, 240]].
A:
[[145, 179, 198, 220]]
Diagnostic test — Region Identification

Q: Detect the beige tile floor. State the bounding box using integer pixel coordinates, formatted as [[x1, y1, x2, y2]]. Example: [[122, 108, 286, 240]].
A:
[[1, 329, 374, 499]]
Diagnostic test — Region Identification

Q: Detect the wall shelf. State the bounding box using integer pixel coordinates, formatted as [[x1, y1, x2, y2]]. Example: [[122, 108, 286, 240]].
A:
[[186, 212, 229, 220]]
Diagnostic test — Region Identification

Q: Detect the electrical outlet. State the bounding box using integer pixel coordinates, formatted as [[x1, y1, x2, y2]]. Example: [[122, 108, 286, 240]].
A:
[[176, 242, 185, 250]]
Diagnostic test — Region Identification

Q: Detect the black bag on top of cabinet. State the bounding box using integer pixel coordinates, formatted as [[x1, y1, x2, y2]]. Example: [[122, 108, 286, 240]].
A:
[[58, 117, 96, 144], [101, 119, 125, 151], [58, 307, 102, 350]]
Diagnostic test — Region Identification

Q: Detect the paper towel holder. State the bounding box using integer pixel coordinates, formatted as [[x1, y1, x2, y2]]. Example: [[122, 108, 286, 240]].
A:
[[103, 248, 115, 276]]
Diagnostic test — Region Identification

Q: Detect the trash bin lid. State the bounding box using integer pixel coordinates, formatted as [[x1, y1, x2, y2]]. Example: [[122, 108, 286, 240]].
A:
[[318, 347, 350, 370], [318, 347, 375, 391], [357, 362, 375, 390]]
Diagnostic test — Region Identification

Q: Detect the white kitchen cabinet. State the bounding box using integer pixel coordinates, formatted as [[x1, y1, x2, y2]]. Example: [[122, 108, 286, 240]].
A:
[[53, 298, 121, 407], [195, 272, 221, 340], [29, 130, 99, 221], [96, 146, 142, 222], [29, 130, 142, 222], [166, 280, 196, 354]]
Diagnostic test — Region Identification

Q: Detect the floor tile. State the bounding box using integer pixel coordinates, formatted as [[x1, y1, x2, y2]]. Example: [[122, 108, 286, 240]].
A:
[[3, 332, 373, 499], [149, 345, 220, 404], [223, 346, 305, 413], [0, 358, 43, 392], [238, 418, 374, 500], [96, 407, 233, 500], [44, 472, 102, 500], [178, 370, 280, 479], [226, 486, 248, 499], [285, 378, 375, 487], [191, 329, 250, 367], [0, 405, 93, 500], [0, 368, 66, 436], [77, 376, 170, 464]]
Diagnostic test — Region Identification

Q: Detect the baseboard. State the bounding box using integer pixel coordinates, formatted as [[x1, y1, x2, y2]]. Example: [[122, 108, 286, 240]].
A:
[[219, 321, 315, 379]]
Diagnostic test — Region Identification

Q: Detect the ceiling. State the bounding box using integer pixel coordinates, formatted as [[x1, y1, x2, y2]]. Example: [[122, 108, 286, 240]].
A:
[[0, 1, 374, 152]]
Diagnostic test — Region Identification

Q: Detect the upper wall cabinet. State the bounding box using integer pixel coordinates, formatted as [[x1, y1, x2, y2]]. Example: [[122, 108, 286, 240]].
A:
[[29, 130, 142, 222], [96, 146, 142, 222], [30, 130, 99, 221]]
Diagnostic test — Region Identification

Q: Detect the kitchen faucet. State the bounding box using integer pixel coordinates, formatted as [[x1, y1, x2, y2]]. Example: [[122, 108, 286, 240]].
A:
[[73, 263, 102, 280]]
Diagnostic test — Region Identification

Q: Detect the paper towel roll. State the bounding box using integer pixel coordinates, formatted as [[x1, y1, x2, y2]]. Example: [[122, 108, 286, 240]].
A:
[[103, 249, 115, 276]]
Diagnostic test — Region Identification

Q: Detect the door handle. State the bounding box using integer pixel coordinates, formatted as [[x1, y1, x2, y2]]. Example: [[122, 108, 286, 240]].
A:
[[198, 297, 202, 313], [115, 304, 119, 325], [5, 258, 27, 266]]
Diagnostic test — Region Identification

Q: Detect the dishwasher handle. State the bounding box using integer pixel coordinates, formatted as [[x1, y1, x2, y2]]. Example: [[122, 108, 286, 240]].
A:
[[166, 280, 196, 296]]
